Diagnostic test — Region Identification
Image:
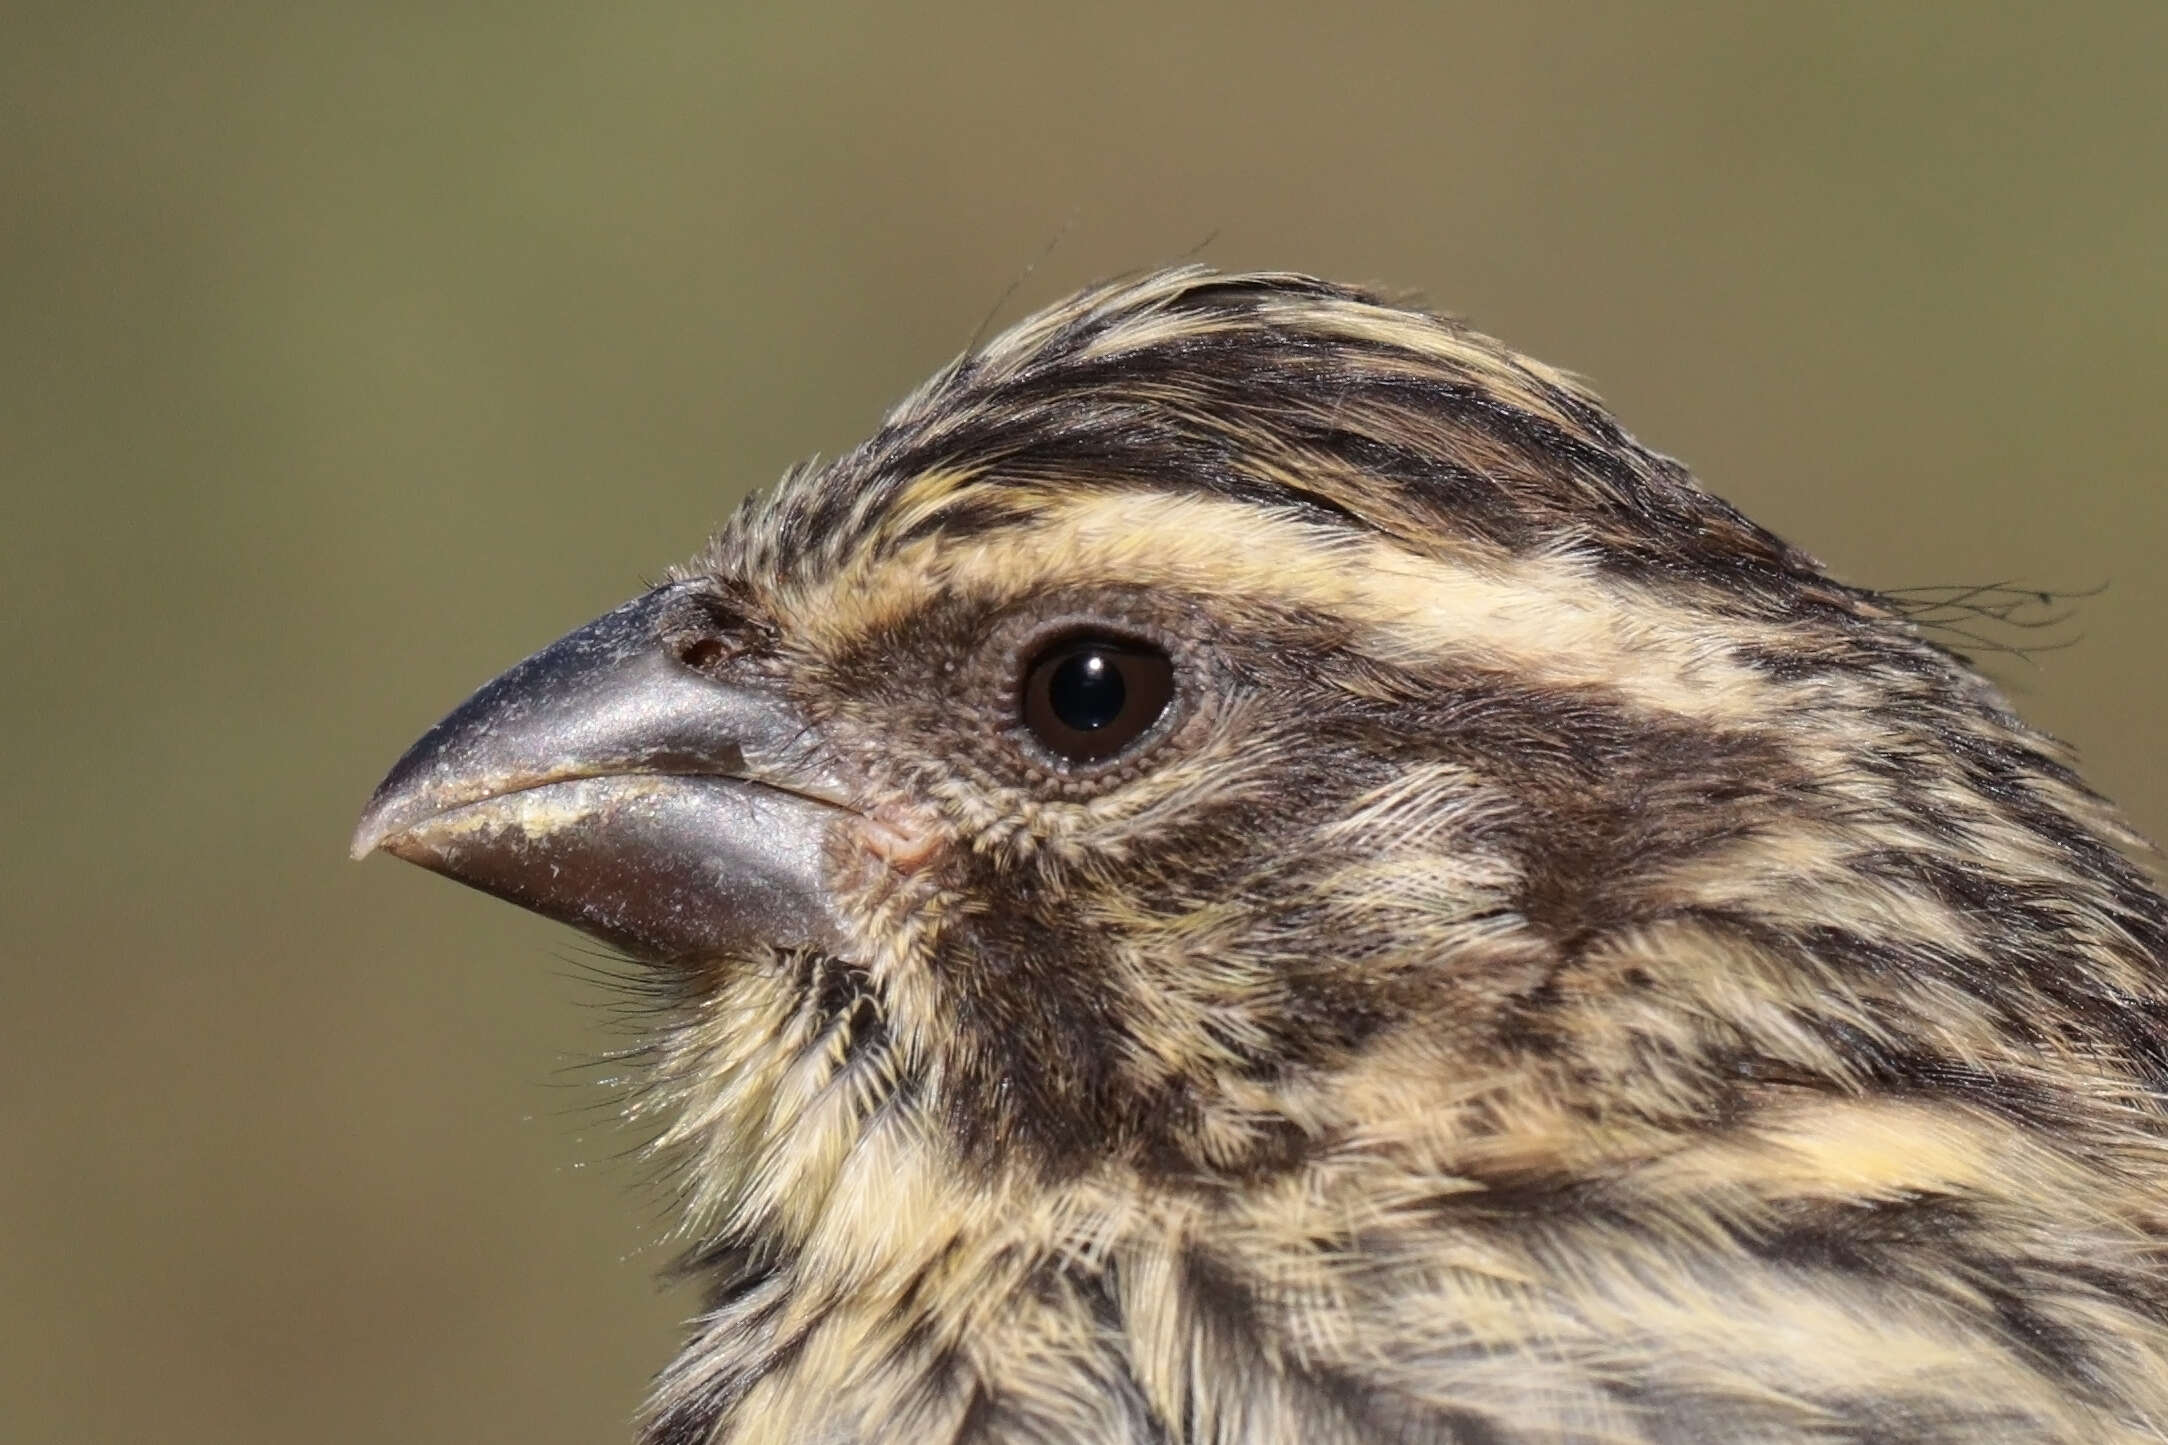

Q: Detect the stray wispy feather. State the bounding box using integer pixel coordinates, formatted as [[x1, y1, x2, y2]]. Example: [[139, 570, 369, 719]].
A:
[[357, 269, 2168, 1444]]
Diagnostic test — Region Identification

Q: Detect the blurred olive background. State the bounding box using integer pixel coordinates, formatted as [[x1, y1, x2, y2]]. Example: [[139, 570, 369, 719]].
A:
[[4, 4, 2163, 1441]]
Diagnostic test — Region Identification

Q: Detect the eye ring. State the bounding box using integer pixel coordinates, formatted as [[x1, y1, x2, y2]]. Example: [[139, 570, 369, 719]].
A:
[[1019, 632, 1176, 765]]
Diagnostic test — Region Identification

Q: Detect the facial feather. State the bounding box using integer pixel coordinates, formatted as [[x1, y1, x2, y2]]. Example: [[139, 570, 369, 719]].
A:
[[607, 267, 2168, 1441]]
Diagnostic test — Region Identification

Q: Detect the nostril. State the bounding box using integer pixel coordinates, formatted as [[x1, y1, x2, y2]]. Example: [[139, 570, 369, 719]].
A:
[[657, 586, 769, 677], [676, 635, 728, 671]]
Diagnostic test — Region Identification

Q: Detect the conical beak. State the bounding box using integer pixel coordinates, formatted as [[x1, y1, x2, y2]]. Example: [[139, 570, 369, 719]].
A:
[[352, 583, 850, 964]]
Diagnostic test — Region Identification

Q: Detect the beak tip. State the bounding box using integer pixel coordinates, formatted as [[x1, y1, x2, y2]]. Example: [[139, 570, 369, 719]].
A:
[[350, 806, 392, 861], [351, 778, 416, 861]]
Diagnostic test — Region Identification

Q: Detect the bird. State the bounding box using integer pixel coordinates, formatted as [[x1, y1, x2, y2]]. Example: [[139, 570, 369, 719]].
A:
[[353, 268, 2168, 1444]]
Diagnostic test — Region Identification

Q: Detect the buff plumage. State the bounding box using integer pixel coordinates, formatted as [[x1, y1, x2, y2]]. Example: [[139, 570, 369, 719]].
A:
[[363, 269, 2168, 1444]]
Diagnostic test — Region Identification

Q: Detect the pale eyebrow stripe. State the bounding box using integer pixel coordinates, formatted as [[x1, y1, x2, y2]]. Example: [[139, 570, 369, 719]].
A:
[[792, 489, 1848, 728]]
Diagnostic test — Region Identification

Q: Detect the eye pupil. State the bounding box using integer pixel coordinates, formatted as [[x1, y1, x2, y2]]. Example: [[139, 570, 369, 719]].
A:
[[1048, 650, 1126, 731], [1020, 633, 1176, 765]]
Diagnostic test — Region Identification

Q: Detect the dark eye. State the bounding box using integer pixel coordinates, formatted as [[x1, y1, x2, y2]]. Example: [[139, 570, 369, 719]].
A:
[[1020, 635, 1175, 764]]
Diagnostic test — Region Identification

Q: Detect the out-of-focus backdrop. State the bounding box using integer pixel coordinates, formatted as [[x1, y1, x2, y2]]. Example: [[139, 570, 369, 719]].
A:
[[4, 5, 2162, 1441]]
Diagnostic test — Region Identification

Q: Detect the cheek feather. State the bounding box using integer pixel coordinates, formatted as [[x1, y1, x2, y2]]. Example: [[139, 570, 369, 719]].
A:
[[600, 268, 2168, 1442]]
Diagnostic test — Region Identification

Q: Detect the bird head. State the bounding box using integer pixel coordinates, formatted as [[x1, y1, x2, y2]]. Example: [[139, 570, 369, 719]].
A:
[[355, 270, 2168, 1442]]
